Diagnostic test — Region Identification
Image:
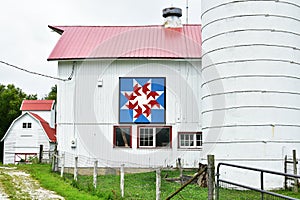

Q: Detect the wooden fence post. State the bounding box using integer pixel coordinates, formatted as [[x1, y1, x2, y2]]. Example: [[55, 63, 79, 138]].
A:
[[93, 160, 98, 189], [51, 154, 56, 172], [60, 153, 65, 177], [208, 155, 215, 200], [293, 150, 298, 193], [51, 145, 58, 172], [284, 155, 287, 190], [74, 156, 78, 181], [178, 158, 183, 185], [156, 168, 161, 200], [165, 166, 207, 200], [120, 164, 125, 197], [39, 145, 43, 163]]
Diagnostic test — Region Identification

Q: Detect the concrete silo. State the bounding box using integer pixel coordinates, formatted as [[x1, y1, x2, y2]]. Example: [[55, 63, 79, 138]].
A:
[[201, 0, 300, 188]]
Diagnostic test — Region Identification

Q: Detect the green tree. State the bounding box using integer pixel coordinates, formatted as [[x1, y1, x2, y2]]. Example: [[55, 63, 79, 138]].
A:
[[0, 84, 37, 161], [44, 85, 57, 101]]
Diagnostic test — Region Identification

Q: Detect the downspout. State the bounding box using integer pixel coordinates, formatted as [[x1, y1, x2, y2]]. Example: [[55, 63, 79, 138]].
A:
[[72, 61, 77, 151]]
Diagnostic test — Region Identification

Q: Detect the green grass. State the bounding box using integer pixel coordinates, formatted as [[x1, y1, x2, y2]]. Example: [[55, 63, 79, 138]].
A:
[[0, 168, 32, 199], [9, 164, 300, 200], [17, 164, 101, 200], [217, 187, 300, 200], [62, 168, 205, 199], [271, 188, 300, 199], [0, 171, 18, 198]]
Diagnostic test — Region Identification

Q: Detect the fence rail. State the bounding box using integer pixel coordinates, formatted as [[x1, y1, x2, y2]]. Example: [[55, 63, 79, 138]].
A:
[[216, 162, 300, 200], [284, 150, 299, 192]]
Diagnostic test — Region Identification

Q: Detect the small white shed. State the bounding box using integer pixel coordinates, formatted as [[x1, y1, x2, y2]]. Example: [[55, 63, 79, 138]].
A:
[[1, 100, 56, 164]]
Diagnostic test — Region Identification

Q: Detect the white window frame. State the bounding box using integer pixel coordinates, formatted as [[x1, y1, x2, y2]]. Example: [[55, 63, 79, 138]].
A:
[[138, 126, 172, 148], [22, 122, 32, 129], [139, 127, 155, 147], [178, 132, 202, 149]]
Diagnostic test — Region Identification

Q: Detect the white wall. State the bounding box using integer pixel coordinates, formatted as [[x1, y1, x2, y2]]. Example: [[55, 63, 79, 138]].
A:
[[22, 110, 51, 124], [201, 0, 300, 188], [57, 59, 202, 168], [3, 114, 52, 164], [21, 102, 55, 128]]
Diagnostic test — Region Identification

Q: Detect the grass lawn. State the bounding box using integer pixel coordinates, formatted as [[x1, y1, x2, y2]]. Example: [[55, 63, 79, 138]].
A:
[[16, 164, 101, 200], [17, 164, 205, 199], [217, 188, 300, 200], [63, 168, 206, 199], [13, 164, 300, 200]]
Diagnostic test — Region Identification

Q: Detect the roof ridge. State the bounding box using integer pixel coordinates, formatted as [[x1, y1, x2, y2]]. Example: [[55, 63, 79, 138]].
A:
[[21, 100, 55, 111], [23, 100, 54, 102], [50, 24, 201, 28]]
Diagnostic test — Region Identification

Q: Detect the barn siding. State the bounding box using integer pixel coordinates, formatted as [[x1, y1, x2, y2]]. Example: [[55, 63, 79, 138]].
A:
[[3, 114, 52, 164], [21, 110, 52, 125], [57, 59, 202, 168]]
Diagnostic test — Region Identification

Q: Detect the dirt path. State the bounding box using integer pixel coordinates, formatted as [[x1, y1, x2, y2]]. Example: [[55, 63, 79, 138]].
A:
[[0, 166, 64, 200]]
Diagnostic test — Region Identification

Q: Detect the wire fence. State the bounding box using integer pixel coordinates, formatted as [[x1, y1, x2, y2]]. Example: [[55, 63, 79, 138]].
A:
[[48, 151, 300, 199], [51, 152, 208, 199]]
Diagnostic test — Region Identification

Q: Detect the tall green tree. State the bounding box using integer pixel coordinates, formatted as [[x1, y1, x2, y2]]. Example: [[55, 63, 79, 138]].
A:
[[0, 84, 37, 161], [44, 85, 57, 101]]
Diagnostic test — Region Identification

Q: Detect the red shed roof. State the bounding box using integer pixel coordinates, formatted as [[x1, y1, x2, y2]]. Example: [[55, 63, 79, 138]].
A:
[[48, 24, 201, 60], [30, 112, 56, 142], [21, 100, 55, 111]]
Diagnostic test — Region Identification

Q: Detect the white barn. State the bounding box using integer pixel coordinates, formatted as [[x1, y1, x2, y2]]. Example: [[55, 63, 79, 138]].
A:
[[48, 3, 300, 188], [48, 9, 202, 169], [2, 100, 56, 164]]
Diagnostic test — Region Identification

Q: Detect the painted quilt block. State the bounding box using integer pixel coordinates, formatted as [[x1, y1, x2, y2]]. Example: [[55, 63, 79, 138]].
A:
[[119, 77, 166, 123]]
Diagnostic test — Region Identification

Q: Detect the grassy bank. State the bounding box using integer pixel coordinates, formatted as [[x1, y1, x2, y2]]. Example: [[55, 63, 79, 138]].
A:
[[17, 164, 204, 199], [64, 168, 206, 199], [13, 164, 300, 200], [16, 164, 101, 200]]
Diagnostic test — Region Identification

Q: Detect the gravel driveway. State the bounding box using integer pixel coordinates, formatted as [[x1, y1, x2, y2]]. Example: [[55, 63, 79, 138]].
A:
[[0, 166, 64, 200]]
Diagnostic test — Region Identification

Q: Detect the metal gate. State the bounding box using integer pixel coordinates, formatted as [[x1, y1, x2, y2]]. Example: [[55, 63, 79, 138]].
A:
[[216, 163, 300, 200]]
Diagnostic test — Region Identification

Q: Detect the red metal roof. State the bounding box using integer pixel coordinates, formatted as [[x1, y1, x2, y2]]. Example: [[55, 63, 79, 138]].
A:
[[21, 100, 55, 111], [30, 112, 56, 142], [48, 25, 201, 60]]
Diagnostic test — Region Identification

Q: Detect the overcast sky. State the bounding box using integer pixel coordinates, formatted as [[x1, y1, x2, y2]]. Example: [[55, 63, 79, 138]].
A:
[[0, 0, 201, 98]]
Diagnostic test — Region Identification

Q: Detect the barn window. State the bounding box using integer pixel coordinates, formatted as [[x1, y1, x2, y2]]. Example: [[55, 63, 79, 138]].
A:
[[138, 126, 172, 148], [22, 123, 32, 128], [178, 132, 202, 148], [114, 126, 132, 148]]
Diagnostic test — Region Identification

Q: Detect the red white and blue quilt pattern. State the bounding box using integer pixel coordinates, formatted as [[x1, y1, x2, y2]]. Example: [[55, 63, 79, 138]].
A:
[[119, 77, 166, 123]]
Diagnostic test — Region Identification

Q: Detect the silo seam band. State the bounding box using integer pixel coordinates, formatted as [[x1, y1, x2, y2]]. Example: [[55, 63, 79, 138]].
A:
[[202, 124, 300, 130], [201, 44, 300, 59], [201, 75, 300, 87], [202, 29, 300, 45], [202, 90, 300, 100], [202, 105, 300, 114], [201, 0, 300, 18], [201, 14, 300, 30], [201, 59, 300, 72]]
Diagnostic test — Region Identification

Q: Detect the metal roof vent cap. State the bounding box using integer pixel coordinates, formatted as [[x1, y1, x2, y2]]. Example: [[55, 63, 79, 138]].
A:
[[163, 7, 182, 28]]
